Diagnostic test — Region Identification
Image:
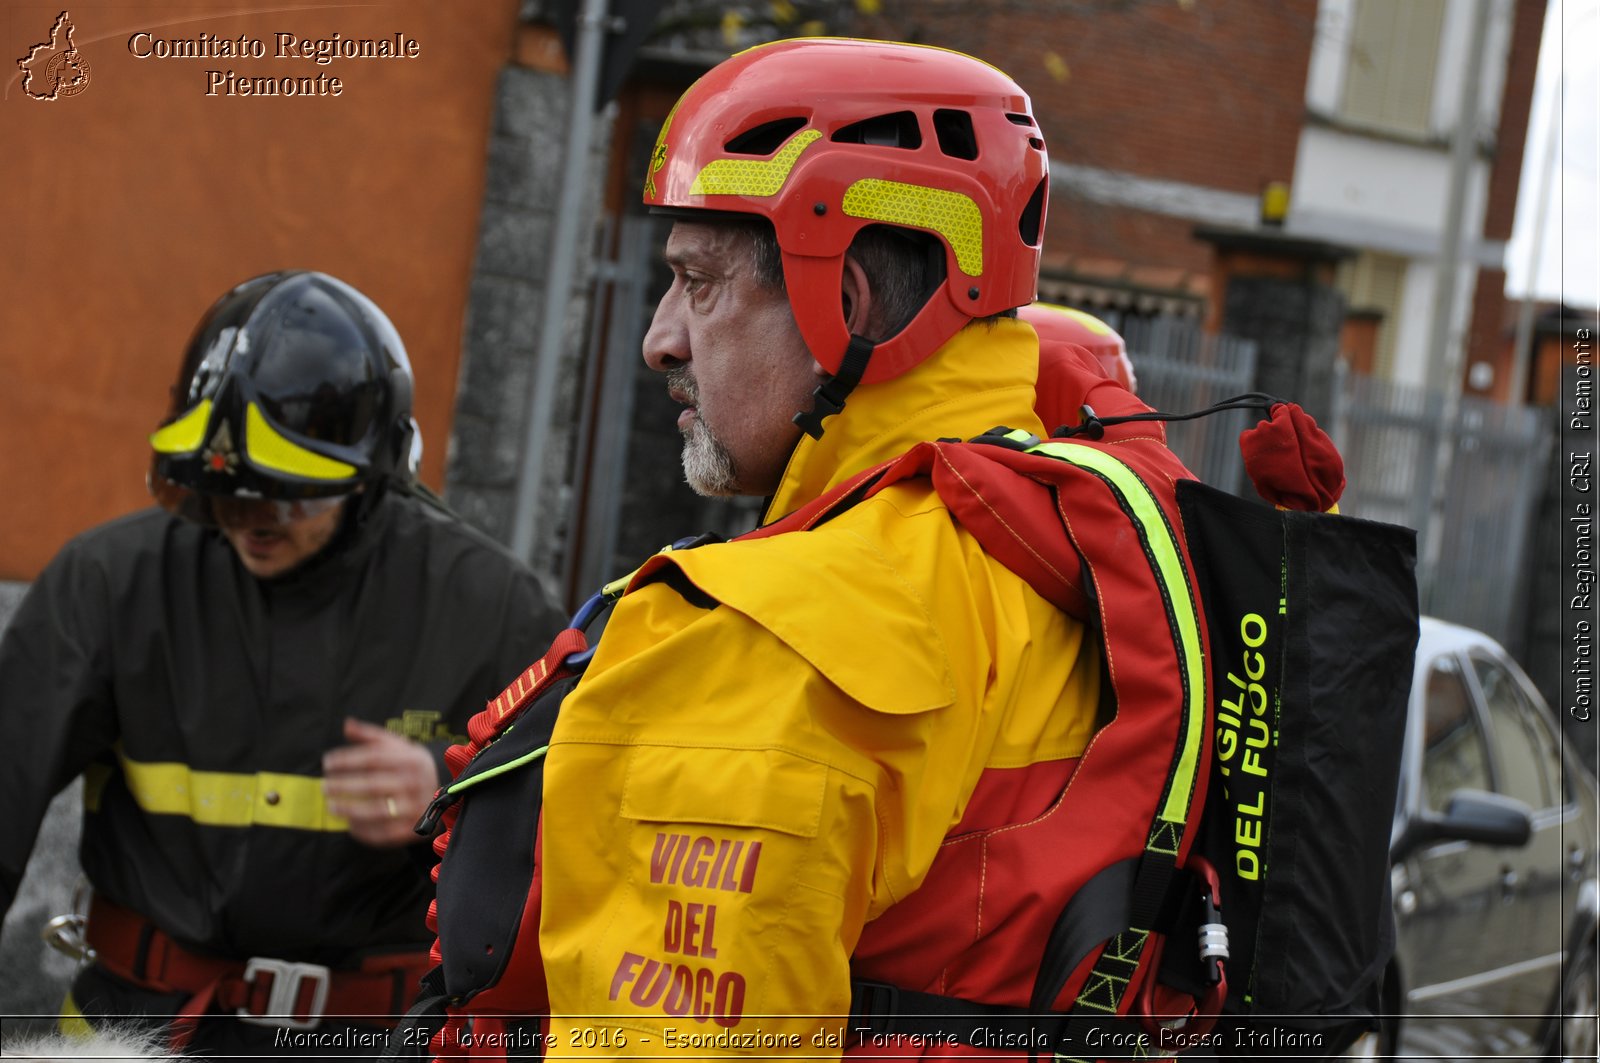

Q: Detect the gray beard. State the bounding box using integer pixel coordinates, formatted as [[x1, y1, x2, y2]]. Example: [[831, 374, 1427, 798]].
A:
[[682, 416, 738, 497]]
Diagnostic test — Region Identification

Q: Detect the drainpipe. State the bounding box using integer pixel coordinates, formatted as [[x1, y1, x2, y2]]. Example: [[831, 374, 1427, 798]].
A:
[[510, 0, 610, 563], [1418, 0, 1494, 600]]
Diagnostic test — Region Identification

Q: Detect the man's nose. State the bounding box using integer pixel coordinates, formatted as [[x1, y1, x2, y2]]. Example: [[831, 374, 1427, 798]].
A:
[[641, 293, 687, 372]]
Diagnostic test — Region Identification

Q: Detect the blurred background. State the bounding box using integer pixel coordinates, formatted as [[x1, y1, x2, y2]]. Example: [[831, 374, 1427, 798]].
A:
[[1, 0, 1595, 1048]]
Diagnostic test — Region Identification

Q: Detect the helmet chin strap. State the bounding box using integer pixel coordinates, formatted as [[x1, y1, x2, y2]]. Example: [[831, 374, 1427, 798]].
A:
[[793, 334, 876, 440]]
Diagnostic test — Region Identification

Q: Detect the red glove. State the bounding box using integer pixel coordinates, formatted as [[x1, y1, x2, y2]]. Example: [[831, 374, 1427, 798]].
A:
[[1239, 402, 1345, 512]]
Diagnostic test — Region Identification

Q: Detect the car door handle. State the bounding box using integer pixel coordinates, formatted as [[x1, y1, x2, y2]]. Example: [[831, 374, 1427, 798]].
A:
[[1569, 845, 1588, 878], [1499, 865, 1518, 901]]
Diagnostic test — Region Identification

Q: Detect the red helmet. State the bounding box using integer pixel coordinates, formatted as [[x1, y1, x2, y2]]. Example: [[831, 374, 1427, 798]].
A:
[[1019, 302, 1137, 393], [644, 38, 1049, 385]]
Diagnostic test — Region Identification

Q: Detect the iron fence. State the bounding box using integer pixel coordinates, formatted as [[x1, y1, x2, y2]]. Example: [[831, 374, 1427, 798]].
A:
[[1122, 316, 1259, 495], [1330, 368, 1552, 651]]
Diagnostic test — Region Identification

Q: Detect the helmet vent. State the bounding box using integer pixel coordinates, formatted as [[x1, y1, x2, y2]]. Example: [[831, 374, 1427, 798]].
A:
[[933, 110, 978, 161], [725, 118, 808, 155], [832, 111, 921, 150], [1018, 176, 1046, 247], [1005, 113, 1035, 127]]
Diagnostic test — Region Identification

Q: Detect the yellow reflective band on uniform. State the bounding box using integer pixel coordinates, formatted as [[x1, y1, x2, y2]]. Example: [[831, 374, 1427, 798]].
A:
[[843, 178, 984, 278], [57, 992, 94, 1039], [148, 399, 213, 454], [120, 754, 351, 832], [244, 402, 357, 481], [690, 129, 822, 198], [1028, 439, 1206, 826]]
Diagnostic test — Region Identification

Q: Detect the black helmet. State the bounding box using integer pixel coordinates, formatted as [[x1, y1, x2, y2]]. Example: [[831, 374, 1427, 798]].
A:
[[148, 271, 415, 523]]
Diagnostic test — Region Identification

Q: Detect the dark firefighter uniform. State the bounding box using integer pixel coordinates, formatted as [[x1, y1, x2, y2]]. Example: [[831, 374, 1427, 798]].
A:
[[0, 489, 560, 1051], [0, 269, 564, 1059]]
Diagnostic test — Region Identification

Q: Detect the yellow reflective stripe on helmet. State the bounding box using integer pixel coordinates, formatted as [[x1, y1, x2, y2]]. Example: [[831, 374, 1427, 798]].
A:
[[1061, 307, 1113, 335], [843, 178, 984, 277], [1029, 440, 1206, 826], [148, 399, 213, 455], [690, 128, 822, 197], [120, 753, 350, 832], [1036, 302, 1114, 336], [244, 402, 357, 481]]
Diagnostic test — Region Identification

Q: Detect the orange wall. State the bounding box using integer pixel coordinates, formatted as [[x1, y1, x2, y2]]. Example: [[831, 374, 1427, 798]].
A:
[[0, 1, 521, 580]]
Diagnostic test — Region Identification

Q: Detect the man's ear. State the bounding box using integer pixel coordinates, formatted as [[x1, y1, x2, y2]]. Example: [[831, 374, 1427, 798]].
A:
[[841, 255, 875, 337]]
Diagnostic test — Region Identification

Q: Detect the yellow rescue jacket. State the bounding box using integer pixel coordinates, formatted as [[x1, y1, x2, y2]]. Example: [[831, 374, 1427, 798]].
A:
[[538, 318, 1100, 1053]]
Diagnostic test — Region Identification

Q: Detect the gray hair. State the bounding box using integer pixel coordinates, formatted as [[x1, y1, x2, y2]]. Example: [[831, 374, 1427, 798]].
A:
[[1, 1028, 181, 1062], [729, 220, 940, 342]]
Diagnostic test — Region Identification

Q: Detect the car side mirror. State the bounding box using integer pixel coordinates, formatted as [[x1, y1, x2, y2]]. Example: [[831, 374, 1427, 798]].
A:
[[1392, 788, 1533, 860]]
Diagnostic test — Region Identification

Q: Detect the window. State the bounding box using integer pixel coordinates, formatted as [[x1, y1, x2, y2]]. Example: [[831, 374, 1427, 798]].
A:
[[1422, 657, 1491, 811], [1338, 252, 1408, 379], [1472, 654, 1568, 810], [1341, 0, 1446, 136]]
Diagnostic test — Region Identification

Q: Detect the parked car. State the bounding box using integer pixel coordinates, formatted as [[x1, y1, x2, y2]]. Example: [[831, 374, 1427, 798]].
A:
[[1378, 617, 1598, 1059]]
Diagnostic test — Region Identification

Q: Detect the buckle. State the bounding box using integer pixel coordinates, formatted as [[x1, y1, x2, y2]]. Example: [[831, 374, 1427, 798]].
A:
[[848, 980, 900, 1035], [41, 913, 97, 963], [237, 957, 331, 1030]]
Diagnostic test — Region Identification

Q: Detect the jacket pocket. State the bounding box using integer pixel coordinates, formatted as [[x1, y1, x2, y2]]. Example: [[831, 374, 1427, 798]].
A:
[[618, 744, 827, 839]]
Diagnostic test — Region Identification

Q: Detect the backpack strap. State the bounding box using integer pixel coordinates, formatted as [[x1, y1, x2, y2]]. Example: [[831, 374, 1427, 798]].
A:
[[379, 968, 450, 1061], [845, 429, 1215, 1056], [1014, 435, 1210, 1030], [848, 862, 1225, 1058]]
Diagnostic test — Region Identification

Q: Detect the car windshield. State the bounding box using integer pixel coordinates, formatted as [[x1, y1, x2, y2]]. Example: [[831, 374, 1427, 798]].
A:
[[1420, 655, 1491, 811]]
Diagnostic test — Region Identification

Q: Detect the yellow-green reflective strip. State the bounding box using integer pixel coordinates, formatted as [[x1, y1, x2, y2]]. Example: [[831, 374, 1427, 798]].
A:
[[1030, 440, 1205, 825], [149, 399, 213, 454], [447, 745, 548, 796], [120, 754, 350, 832], [244, 403, 357, 481], [58, 993, 94, 1038], [690, 129, 821, 197], [842, 178, 983, 277], [1036, 302, 1114, 336]]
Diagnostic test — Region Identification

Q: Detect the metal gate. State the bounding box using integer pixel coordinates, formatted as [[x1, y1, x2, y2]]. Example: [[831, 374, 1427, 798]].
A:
[[1332, 367, 1552, 649]]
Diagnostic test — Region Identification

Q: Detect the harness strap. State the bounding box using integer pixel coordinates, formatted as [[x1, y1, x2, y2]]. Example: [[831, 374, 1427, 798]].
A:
[[378, 969, 451, 1061], [846, 434, 1213, 1058], [1028, 857, 1140, 1013], [850, 860, 1210, 1056], [849, 979, 1062, 1043], [847, 979, 1156, 1060], [1018, 437, 1208, 1034], [84, 893, 430, 1043], [1051, 850, 1180, 1063]]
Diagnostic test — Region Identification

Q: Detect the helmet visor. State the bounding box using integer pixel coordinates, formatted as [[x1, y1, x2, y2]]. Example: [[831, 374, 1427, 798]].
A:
[[150, 470, 349, 528]]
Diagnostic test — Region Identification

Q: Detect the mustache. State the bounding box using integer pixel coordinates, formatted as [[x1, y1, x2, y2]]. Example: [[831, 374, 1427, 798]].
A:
[[665, 366, 697, 403]]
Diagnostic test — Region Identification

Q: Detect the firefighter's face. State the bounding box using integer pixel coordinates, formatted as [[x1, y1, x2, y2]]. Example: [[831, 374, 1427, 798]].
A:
[[216, 497, 346, 579], [642, 221, 822, 497]]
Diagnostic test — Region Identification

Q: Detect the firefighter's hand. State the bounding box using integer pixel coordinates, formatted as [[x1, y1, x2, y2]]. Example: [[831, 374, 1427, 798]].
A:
[[323, 718, 440, 847]]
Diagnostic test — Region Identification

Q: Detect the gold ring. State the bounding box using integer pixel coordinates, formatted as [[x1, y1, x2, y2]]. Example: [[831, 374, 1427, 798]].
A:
[[384, 796, 399, 818]]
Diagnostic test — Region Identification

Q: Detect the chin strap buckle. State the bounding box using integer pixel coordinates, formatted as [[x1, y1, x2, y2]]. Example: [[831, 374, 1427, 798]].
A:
[[793, 384, 847, 439]]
